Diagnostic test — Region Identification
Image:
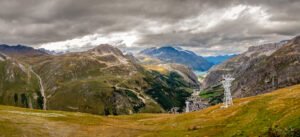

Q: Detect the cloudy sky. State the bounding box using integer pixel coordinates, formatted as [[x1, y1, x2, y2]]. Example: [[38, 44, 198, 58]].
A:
[[0, 0, 299, 56]]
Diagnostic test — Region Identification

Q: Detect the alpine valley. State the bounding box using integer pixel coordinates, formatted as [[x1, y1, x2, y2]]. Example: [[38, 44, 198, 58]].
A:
[[1, 0, 300, 136], [1, 35, 300, 136]]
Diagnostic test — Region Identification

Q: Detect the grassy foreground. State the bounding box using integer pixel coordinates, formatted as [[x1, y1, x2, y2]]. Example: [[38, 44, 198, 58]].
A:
[[1, 85, 300, 137]]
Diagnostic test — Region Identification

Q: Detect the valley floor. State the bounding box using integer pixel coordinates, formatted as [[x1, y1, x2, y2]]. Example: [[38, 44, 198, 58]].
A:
[[1, 85, 300, 137]]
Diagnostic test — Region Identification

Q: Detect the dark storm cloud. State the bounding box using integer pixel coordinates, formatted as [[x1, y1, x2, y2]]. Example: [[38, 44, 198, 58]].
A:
[[0, 0, 299, 55]]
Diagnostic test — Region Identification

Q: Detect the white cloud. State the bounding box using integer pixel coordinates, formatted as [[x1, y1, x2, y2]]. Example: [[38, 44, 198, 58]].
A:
[[35, 3, 295, 56], [38, 31, 140, 51], [222, 5, 248, 20]]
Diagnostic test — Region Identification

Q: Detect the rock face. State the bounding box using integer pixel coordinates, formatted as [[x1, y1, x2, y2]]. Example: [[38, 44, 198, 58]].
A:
[[203, 37, 300, 98], [232, 37, 300, 97], [140, 46, 213, 71], [0, 44, 194, 115]]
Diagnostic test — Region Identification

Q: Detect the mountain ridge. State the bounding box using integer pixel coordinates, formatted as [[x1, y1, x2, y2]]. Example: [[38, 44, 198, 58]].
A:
[[0, 44, 48, 58], [203, 36, 299, 99], [0, 44, 196, 115], [140, 46, 213, 71]]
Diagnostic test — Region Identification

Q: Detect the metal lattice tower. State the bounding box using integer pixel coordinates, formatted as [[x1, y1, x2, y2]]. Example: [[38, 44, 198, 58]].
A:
[[185, 89, 207, 113], [185, 101, 190, 112], [221, 74, 235, 108]]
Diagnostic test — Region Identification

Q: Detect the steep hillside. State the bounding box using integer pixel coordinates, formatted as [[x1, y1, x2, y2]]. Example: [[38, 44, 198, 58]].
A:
[[202, 39, 294, 98], [140, 46, 213, 71], [1, 84, 300, 137], [0, 44, 194, 115], [0, 53, 42, 109], [142, 63, 200, 88], [231, 36, 300, 97], [136, 53, 200, 88], [203, 41, 287, 88]]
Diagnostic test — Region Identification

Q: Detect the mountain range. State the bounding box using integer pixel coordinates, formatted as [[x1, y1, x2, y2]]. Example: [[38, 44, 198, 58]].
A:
[[140, 46, 214, 71], [2, 35, 299, 115], [0, 44, 200, 115], [1, 37, 300, 137]]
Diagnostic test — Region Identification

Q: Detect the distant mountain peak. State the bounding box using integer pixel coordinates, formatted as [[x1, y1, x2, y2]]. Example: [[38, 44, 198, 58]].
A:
[[88, 44, 124, 57], [0, 44, 48, 57], [157, 46, 178, 52], [140, 46, 213, 71], [0, 44, 34, 50]]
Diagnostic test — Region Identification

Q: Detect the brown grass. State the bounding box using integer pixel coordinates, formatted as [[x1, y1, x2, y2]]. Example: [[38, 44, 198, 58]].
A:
[[1, 84, 300, 137]]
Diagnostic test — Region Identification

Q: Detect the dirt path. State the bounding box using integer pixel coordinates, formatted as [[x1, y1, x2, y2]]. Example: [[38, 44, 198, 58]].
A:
[[29, 67, 47, 110], [115, 86, 146, 103], [114, 80, 159, 106]]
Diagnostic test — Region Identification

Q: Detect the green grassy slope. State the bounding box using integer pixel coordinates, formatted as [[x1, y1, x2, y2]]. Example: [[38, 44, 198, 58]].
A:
[[1, 84, 300, 137], [0, 60, 41, 109], [1, 45, 194, 115], [200, 84, 224, 105]]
